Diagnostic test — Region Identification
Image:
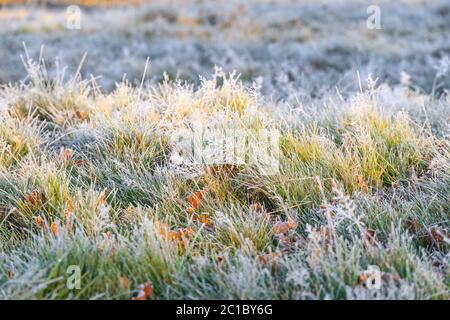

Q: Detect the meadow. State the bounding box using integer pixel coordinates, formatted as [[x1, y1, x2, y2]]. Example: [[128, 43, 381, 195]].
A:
[[0, 0, 448, 299]]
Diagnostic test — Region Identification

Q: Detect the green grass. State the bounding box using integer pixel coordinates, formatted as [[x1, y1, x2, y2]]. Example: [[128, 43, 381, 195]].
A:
[[0, 61, 448, 300]]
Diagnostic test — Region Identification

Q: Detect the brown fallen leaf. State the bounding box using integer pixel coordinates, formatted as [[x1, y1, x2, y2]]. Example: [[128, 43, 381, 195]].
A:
[[423, 227, 449, 247], [187, 191, 203, 210], [73, 159, 87, 167], [60, 148, 74, 161], [249, 202, 264, 214], [272, 217, 297, 235], [133, 282, 153, 300], [34, 215, 43, 228], [51, 221, 59, 237], [405, 218, 420, 233], [0, 206, 8, 221], [25, 190, 46, 207], [207, 164, 238, 176], [75, 110, 89, 121], [365, 228, 378, 245], [200, 212, 213, 226], [357, 272, 368, 285], [186, 207, 198, 221], [357, 175, 369, 193], [216, 255, 225, 268], [272, 222, 290, 235], [257, 252, 279, 268], [287, 217, 298, 230], [180, 227, 193, 240], [97, 189, 108, 207], [7, 270, 14, 279]]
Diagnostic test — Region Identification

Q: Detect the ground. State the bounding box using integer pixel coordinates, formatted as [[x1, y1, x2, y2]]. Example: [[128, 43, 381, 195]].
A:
[[0, 0, 448, 299]]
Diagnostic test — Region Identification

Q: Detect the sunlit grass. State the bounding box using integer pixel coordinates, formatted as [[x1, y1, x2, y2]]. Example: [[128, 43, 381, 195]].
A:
[[0, 55, 448, 300]]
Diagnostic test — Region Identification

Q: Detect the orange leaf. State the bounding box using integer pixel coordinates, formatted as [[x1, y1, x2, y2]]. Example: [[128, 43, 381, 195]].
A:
[[357, 175, 368, 193], [7, 270, 14, 279], [182, 227, 193, 239], [66, 198, 74, 212], [60, 148, 74, 161], [188, 191, 203, 210], [405, 218, 420, 233], [186, 207, 199, 221], [200, 213, 208, 224], [34, 215, 43, 227], [216, 255, 225, 268], [357, 272, 368, 284], [249, 202, 264, 213], [272, 222, 289, 235], [258, 252, 279, 268], [51, 221, 58, 237], [25, 190, 46, 207], [287, 217, 297, 230], [133, 282, 153, 300], [97, 189, 107, 207], [73, 159, 86, 167], [365, 228, 378, 245], [424, 227, 448, 247], [75, 110, 89, 121], [170, 230, 180, 241], [0, 206, 7, 220]]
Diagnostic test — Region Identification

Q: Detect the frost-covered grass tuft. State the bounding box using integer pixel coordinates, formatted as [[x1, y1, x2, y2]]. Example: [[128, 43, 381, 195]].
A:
[[0, 57, 448, 300], [0, 0, 449, 300]]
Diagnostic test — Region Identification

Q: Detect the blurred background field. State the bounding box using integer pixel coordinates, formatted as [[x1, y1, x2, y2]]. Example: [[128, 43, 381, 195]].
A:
[[1, 0, 449, 98], [0, 0, 140, 5]]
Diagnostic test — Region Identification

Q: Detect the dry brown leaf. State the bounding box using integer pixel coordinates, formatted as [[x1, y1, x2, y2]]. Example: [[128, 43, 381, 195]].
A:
[[272, 222, 290, 235], [249, 202, 264, 214], [7, 270, 14, 279], [187, 191, 203, 210], [34, 215, 43, 228], [424, 227, 448, 247], [186, 207, 199, 221], [257, 252, 279, 268], [216, 255, 225, 268], [357, 272, 368, 284], [97, 189, 107, 207], [75, 110, 89, 121], [25, 190, 46, 207], [357, 175, 368, 193], [73, 159, 87, 167], [66, 198, 74, 212], [60, 148, 74, 161], [405, 218, 420, 233], [0, 206, 7, 221], [287, 217, 297, 230], [365, 228, 378, 245], [273, 218, 297, 235], [10, 134, 22, 151], [133, 282, 153, 300], [200, 212, 212, 226], [51, 221, 59, 237]]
